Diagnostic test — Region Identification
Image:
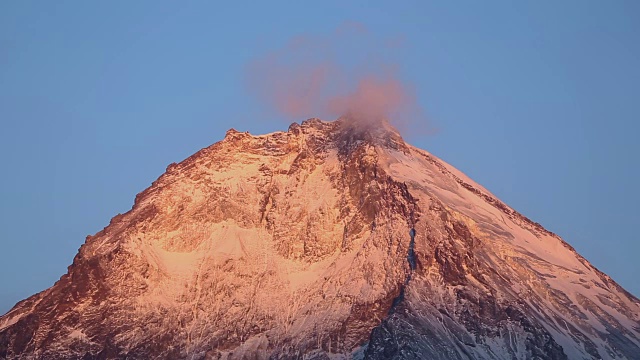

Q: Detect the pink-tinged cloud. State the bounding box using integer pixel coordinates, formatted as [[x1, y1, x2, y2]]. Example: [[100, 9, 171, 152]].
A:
[[245, 23, 428, 134], [329, 75, 412, 123]]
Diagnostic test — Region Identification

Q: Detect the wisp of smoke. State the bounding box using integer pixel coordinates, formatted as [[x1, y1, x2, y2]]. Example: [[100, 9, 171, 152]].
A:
[[246, 23, 426, 134]]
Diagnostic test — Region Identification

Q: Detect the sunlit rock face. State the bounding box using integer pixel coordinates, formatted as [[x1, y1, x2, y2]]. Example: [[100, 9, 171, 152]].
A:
[[1, 118, 639, 359]]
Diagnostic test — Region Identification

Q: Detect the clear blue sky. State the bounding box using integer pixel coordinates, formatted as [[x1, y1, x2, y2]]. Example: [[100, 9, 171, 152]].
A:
[[1, 1, 639, 314]]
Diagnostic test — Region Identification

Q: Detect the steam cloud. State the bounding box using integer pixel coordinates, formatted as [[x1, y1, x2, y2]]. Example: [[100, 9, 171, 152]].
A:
[[246, 23, 426, 133]]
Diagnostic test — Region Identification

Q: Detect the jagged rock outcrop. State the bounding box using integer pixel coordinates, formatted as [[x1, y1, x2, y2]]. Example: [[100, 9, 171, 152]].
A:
[[1, 118, 639, 359]]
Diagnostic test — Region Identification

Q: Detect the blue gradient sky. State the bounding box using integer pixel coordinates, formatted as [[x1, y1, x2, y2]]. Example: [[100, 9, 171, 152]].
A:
[[1, 1, 639, 314]]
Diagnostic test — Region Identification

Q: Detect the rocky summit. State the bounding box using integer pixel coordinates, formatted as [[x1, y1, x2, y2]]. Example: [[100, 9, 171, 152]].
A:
[[1, 118, 639, 359]]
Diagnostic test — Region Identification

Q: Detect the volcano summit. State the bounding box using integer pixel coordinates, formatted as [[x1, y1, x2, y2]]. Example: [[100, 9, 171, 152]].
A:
[[1, 118, 638, 359]]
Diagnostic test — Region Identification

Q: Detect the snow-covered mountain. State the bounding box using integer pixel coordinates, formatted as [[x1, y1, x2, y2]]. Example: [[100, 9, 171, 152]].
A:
[[1, 118, 638, 359]]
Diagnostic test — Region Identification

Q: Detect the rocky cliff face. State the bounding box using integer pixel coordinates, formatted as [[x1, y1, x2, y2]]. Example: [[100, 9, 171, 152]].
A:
[[1, 118, 639, 359]]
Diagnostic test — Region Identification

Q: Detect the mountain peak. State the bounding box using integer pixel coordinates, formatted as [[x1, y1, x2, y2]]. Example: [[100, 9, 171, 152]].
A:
[[1, 119, 638, 359]]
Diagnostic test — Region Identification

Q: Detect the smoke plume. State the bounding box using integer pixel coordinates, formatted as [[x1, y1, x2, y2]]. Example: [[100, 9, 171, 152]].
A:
[[246, 23, 425, 133]]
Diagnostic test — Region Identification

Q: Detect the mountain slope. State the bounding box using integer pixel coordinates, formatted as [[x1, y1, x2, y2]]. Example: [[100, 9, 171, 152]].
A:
[[1, 118, 638, 359]]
